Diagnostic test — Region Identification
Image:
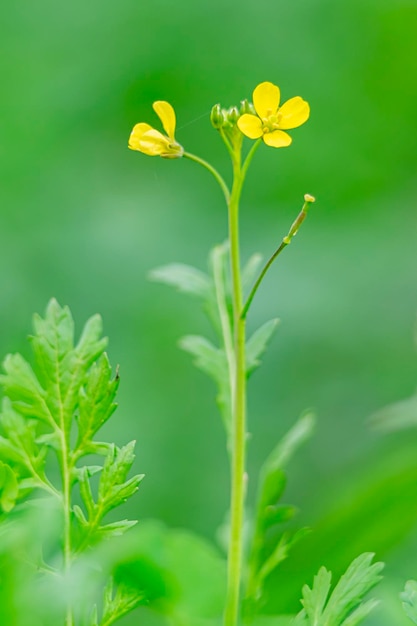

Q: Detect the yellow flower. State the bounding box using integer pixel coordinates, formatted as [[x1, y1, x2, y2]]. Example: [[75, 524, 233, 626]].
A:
[[128, 101, 183, 158], [237, 81, 310, 148]]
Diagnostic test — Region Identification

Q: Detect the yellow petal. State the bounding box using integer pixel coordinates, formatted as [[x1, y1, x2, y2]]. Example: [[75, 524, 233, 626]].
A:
[[263, 130, 292, 148], [153, 101, 176, 139], [129, 124, 169, 156], [253, 82, 280, 119], [237, 114, 263, 139], [278, 97, 310, 129]]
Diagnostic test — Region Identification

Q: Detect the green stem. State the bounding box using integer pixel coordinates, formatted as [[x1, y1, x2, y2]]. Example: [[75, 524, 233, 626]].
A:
[[241, 195, 315, 320], [183, 152, 230, 203], [241, 240, 288, 320], [224, 145, 250, 626], [62, 440, 74, 626]]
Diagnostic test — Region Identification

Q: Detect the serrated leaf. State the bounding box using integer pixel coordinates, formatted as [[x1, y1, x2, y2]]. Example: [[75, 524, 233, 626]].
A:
[[76, 354, 119, 453], [98, 442, 144, 516], [295, 553, 384, 626], [340, 599, 380, 626], [369, 394, 417, 433], [0, 398, 47, 482], [0, 354, 49, 422], [29, 298, 107, 432], [246, 319, 280, 376], [402, 580, 417, 624], [101, 577, 145, 626], [96, 519, 138, 539], [321, 553, 383, 624], [302, 566, 332, 625], [149, 263, 211, 299], [0, 462, 19, 512]]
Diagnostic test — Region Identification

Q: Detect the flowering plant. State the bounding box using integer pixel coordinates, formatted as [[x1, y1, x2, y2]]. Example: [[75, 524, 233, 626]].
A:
[[0, 80, 392, 626]]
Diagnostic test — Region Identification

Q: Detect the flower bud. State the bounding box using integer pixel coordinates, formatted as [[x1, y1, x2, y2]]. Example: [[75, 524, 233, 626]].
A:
[[210, 104, 224, 129], [226, 106, 240, 125], [240, 99, 256, 116]]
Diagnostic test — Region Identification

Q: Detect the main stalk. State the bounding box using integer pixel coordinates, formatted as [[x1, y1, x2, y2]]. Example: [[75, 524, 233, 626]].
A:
[[224, 152, 247, 626]]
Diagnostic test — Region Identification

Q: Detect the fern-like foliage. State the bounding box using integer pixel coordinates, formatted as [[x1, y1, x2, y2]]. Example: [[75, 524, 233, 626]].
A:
[[293, 553, 383, 626], [0, 299, 144, 625]]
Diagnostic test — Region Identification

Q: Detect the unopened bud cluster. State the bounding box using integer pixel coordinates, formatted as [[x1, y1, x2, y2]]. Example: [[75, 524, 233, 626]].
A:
[[210, 100, 256, 130]]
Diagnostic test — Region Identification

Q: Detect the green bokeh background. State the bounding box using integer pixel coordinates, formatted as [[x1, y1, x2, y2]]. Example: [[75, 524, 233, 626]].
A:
[[1, 0, 417, 622]]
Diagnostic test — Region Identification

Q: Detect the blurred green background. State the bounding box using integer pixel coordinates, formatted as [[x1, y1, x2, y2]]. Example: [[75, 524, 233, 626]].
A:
[[1, 0, 417, 622]]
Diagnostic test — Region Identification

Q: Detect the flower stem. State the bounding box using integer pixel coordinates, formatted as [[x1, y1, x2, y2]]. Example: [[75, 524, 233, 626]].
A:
[[241, 194, 315, 320], [224, 147, 247, 626]]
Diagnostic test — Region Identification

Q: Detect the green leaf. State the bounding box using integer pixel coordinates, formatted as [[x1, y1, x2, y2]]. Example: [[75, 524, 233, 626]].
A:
[[369, 394, 417, 432], [179, 335, 231, 436], [321, 553, 383, 624], [76, 354, 119, 453], [261, 412, 315, 480], [246, 319, 280, 376], [257, 529, 310, 587], [295, 553, 384, 626], [0, 354, 50, 422], [0, 461, 19, 512], [301, 566, 332, 625], [245, 414, 316, 616], [401, 580, 417, 624], [242, 253, 263, 295], [100, 577, 145, 626], [340, 599, 380, 626], [96, 519, 138, 540], [149, 263, 211, 299], [97, 442, 144, 516], [0, 398, 48, 488]]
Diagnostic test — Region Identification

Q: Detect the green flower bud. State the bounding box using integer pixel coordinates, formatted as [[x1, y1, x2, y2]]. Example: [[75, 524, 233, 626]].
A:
[[239, 99, 256, 116], [210, 104, 224, 129], [227, 106, 240, 125]]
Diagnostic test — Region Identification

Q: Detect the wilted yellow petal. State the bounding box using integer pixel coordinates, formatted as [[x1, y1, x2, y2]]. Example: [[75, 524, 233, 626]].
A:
[[263, 130, 292, 148], [237, 114, 263, 139], [129, 124, 170, 156], [153, 101, 176, 140], [278, 97, 310, 129], [253, 82, 280, 119], [128, 123, 153, 150]]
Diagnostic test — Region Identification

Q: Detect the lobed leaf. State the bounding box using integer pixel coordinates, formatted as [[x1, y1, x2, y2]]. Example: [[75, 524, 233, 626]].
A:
[[0, 461, 19, 512], [76, 354, 119, 454], [294, 553, 384, 626], [401, 580, 417, 624]]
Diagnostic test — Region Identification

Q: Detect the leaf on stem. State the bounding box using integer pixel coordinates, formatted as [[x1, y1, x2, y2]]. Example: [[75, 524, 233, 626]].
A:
[[100, 577, 145, 626], [246, 319, 280, 377], [149, 263, 211, 300], [245, 413, 315, 615], [401, 580, 417, 624], [293, 553, 384, 626], [179, 335, 231, 436], [0, 461, 19, 512], [76, 354, 119, 454]]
